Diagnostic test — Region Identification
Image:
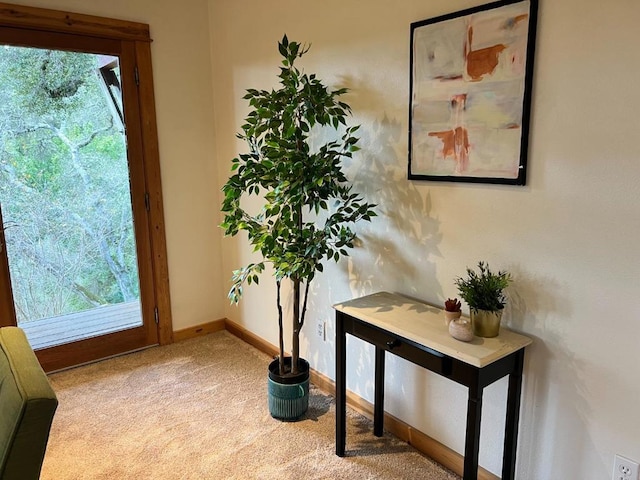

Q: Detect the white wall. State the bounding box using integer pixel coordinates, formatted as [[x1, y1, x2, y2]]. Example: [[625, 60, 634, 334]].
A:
[[210, 0, 640, 478], [6, 0, 227, 330], [8, 0, 638, 478]]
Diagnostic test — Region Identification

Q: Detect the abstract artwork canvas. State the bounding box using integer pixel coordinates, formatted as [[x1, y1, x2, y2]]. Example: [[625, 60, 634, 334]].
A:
[[409, 0, 538, 185]]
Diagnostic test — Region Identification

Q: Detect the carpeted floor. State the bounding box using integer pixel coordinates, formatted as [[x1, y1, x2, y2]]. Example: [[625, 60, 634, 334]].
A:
[[42, 330, 460, 479]]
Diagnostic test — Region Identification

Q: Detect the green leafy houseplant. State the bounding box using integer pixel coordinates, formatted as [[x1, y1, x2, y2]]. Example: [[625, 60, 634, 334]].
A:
[[220, 35, 376, 378], [454, 261, 512, 312]]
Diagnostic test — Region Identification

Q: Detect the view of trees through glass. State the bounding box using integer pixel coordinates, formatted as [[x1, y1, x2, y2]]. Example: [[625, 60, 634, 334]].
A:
[[0, 45, 141, 326]]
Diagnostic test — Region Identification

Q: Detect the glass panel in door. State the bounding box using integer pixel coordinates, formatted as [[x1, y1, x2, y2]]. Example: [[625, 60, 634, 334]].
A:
[[0, 46, 142, 349]]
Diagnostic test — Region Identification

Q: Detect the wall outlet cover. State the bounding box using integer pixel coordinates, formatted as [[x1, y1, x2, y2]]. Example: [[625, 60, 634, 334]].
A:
[[613, 454, 639, 480]]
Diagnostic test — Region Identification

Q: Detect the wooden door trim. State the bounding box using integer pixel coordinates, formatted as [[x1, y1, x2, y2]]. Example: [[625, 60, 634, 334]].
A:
[[0, 2, 151, 42], [0, 206, 17, 326], [36, 327, 150, 372], [134, 42, 173, 346], [119, 40, 160, 347]]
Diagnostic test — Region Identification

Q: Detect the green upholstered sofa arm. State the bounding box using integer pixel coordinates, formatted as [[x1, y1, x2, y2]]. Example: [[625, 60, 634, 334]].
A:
[[0, 327, 58, 480]]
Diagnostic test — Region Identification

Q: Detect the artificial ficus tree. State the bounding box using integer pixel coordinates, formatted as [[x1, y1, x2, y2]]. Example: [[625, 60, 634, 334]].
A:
[[220, 35, 376, 376]]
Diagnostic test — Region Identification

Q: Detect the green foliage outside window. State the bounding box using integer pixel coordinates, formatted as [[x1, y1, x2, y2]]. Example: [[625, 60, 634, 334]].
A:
[[0, 46, 139, 322]]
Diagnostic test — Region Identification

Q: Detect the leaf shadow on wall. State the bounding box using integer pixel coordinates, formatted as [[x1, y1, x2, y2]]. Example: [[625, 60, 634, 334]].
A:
[[505, 268, 597, 478], [304, 111, 445, 412], [339, 113, 444, 302]]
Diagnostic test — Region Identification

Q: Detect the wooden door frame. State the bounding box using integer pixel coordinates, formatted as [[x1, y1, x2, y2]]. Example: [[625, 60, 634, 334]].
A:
[[0, 3, 173, 352], [0, 205, 17, 324]]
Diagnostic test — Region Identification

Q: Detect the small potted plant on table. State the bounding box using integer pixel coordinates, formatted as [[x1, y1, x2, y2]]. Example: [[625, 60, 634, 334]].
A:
[[443, 298, 462, 325], [455, 261, 512, 337]]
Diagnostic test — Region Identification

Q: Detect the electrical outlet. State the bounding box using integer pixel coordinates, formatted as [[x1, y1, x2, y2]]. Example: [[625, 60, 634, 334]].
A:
[[316, 321, 324, 339], [613, 454, 639, 480]]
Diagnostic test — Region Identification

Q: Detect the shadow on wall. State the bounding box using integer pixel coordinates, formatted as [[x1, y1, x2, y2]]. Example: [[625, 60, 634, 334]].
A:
[[302, 104, 445, 400], [506, 269, 600, 478], [340, 114, 443, 302]]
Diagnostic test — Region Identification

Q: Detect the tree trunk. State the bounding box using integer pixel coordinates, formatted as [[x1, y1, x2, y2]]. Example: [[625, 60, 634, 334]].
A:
[[291, 276, 300, 375], [276, 280, 285, 375]]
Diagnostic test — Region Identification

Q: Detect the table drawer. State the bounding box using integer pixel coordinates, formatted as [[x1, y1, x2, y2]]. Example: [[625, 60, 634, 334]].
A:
[[351, 320, 451, 375]]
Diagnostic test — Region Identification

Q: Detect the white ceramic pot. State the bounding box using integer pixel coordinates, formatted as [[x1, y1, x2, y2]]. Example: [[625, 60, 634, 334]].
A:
[[448, 318, 474, 342]]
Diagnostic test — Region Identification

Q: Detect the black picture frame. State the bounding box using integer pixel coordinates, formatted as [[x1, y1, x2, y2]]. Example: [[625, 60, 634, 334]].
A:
[[408, 0, 538, 185]]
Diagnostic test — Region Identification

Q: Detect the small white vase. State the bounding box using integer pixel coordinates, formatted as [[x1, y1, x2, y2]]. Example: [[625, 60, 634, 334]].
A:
[[448, 318, 474, 342], [444, 310, 462, 326]]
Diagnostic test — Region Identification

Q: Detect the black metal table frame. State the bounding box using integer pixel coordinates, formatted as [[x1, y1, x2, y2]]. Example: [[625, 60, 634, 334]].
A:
[[335, 310, 526, 480]]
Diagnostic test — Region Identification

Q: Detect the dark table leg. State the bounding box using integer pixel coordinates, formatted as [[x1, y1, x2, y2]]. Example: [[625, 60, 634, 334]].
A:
[[374, 346, 385, 437], [464, 383, 483, 480], [335, 312, 347, 457], [502, 349, 525, 480]]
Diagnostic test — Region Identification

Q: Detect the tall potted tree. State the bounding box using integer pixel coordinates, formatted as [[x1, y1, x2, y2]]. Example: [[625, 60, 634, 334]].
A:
[[220, 36, 376, 420]]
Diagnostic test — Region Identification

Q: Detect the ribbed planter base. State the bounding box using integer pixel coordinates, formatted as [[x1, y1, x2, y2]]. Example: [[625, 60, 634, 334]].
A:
[[267, 357, 309, 421], [471, 309, 503, 337]]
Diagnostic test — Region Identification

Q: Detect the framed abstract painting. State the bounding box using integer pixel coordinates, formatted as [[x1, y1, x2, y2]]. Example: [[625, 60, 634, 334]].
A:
[[408, 0, 538, 185]]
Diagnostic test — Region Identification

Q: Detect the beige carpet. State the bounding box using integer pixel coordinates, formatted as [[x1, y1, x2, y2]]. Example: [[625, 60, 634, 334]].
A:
[[42, 331, 460, 480]]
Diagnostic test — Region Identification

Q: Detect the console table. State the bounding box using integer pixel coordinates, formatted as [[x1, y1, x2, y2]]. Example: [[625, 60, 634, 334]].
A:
[[333, 292, 532, 480]]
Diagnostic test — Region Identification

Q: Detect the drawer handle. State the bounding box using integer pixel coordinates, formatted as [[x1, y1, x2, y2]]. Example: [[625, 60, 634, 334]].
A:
[[386, 339, 400, 350]]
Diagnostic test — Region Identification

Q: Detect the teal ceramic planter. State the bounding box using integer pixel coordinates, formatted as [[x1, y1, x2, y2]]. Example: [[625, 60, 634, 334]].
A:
[[268, 357, 309, 421]]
